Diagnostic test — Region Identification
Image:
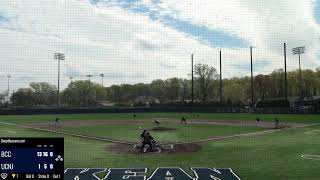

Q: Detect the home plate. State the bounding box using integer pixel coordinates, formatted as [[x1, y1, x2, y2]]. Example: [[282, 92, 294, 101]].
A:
[[161, 144, 174, 150], [133, 144, 173, 150]]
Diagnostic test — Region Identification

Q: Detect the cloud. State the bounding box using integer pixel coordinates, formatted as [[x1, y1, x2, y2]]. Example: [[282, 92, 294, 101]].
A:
[[155, 0, 320, 66], [91, 0, 248, 48], [229, 60, 271, 72], [0, 0, 214, 90], [0, 15, 10, 24], [0, 0, 320, 92], [136, 38, 162, 51], [160, 16, 249, 48]]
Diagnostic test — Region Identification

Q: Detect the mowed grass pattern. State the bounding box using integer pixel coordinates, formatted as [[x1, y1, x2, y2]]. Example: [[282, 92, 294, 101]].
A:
[[0, 113, 319, 179], [1, 112, 320, 124], [61, 122, 261, 142]]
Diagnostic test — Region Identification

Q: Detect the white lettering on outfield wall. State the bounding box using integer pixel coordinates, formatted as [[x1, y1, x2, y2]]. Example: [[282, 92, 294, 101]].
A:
[[64, 168, 241, 180]]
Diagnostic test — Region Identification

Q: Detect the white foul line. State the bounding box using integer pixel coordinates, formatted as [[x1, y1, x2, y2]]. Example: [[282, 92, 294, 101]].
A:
[[0, 121, 134, 145], [301, 154, 320, 160], [304, 129, 320, 134], [2, 130, 17, 134], [300, 123, 320, 127]]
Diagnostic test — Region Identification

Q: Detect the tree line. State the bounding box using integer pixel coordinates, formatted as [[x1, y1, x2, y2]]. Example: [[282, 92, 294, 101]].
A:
[[5, 64, 320, 108]]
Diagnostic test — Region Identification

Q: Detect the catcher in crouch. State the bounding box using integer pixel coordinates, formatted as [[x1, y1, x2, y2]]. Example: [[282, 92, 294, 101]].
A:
[[140, 129, 147, 140], [140, 132, 154, 152]]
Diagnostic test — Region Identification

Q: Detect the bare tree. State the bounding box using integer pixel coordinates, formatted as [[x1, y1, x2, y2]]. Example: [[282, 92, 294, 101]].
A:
[[194, 63, 218, 102]]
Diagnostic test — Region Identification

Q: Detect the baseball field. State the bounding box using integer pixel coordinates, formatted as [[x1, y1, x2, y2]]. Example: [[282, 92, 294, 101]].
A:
[[0, 113, 319, 179]]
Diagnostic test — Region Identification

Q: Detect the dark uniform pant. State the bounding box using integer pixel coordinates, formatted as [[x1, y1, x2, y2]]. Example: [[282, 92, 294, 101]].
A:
[[140, 141, 152, 152]]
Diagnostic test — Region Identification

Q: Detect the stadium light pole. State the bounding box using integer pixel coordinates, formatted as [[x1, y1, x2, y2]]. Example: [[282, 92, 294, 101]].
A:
[[191, 54, 194, 103], [69, 76, 73, 82], [292, 46, 305, 100], [219, 51, 223, 103], [7, 75, 11, 94], [284, 43, 287, 100], [250, 46, 254, 111], [100, 74, 104, 87], [54, 53, 65, 108], [86, 74, 93, 89]]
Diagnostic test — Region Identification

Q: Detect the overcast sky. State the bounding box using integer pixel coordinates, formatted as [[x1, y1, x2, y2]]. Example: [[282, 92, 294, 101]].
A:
[[1, 0, 320, 92]]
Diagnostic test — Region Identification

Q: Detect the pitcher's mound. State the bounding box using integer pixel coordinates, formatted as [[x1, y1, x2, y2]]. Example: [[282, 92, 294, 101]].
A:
[[151, 127, 176, 131]]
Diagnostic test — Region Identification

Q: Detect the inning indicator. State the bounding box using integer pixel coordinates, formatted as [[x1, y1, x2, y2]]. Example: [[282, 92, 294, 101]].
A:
[[0, 137, 64, 179]]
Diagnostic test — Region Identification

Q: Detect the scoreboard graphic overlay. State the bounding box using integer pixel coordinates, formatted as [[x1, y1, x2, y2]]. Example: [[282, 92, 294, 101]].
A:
[[0, 138, 64, 179]]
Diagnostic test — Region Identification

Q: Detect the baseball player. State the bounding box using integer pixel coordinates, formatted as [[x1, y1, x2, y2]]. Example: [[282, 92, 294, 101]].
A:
[[154, 119, 160, 126], [140, 132, 154, 152], [140, 129, 147, 140], [54, 117, 60, 127], [274, 118, 279, 129], [256, 117, 260, 127], [181, 117, 187, 124]]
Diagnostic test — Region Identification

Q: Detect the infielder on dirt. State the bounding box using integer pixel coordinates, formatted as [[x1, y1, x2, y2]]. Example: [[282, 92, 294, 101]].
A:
[[154, 119, 160, 126], [54, 117, 60, 127], [256, 117, 260, 127], [181, 117, 187, 124], [274, 117, 279, 129]]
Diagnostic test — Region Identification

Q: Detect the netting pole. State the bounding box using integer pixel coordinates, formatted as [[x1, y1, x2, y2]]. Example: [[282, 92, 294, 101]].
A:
[[250, 46, 254, 111], [284, 43, 287, 100], [191, 54, 194, 103], [219, 51, 222, 103]]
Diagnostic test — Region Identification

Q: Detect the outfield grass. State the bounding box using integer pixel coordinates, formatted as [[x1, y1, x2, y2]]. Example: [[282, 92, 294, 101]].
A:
[[0, 113, 320, 179], [61, 121, 261, 142], [1, 112, 320, 124]]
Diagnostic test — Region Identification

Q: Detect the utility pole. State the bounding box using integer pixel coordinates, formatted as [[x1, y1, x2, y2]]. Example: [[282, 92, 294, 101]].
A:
[[284, 43, 287, 100], [250, 46, 254, 111], [54, 53, 65, 108], [219, 51, 222, 103], [191, 54, 194, 103]]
